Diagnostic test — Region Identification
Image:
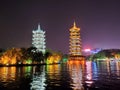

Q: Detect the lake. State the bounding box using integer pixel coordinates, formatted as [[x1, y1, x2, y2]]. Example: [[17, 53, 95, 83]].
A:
[[0, 60, 120, 90]]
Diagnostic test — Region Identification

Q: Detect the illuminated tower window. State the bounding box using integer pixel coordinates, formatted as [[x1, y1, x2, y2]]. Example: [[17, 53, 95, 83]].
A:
[[69, 21, 82, 56], [32, 24, 46, 54]]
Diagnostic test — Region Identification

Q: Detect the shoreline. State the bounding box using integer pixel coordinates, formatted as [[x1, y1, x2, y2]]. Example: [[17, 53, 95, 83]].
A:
[[0, 63, 60, 67]]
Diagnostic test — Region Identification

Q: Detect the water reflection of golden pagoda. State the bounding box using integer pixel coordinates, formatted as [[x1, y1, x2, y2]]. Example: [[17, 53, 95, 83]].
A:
[[67, 60, 85, 90]]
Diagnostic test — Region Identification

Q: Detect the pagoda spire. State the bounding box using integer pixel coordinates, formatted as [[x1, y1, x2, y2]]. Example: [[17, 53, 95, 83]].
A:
[[73, 21, 76, 28], [38, 24, 41, 30], [70, 21, 80, 30]]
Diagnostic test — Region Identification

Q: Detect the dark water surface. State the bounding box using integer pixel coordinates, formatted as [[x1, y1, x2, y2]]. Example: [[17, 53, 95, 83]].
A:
[[0, 61, 120, 90]]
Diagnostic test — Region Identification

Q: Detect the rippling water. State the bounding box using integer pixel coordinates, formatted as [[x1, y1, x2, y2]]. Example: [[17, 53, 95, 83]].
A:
[[0, 60, 120, 90]]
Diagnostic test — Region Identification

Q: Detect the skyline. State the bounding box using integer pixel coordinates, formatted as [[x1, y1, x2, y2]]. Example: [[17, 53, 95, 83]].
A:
[[0, 0, 120, 54]]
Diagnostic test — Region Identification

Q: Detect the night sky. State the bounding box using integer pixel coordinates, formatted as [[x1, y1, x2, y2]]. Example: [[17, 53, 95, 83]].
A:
[[0, 0, 120, 54]]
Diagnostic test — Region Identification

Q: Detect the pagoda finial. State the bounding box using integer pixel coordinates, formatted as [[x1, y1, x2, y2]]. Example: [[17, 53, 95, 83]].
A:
[[73, 21, 76, 28], [38, 24, 41, 30]]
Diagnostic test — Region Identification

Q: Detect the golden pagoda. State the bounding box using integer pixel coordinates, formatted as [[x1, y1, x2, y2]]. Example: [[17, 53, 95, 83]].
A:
[[69, 21, 82, 57]]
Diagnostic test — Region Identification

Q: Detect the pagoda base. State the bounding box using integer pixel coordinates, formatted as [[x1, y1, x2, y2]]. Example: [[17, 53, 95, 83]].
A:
[[68, 55, 86, 60]]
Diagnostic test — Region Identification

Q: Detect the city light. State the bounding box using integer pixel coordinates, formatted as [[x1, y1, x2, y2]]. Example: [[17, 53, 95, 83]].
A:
[[84, 48, 91, 52]]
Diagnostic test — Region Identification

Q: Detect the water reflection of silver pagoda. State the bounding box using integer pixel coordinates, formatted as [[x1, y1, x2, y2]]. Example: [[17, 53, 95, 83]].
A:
[[30, 72, 46, 90]]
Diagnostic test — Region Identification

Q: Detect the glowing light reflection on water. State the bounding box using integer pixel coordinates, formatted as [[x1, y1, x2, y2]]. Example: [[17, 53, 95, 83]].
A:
[[0, 61, 120, 90]]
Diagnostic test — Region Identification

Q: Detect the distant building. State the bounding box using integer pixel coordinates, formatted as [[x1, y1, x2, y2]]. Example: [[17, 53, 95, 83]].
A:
[[32, 24, 46, 53], [91, 48, 102, 54], [69, 22, 82, 56], [82, 48, 102, 56]]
